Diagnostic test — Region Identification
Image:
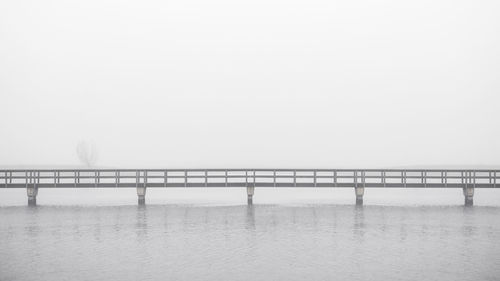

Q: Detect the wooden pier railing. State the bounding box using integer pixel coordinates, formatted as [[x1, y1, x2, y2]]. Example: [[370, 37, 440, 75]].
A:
[[1, 169, 498, 206]]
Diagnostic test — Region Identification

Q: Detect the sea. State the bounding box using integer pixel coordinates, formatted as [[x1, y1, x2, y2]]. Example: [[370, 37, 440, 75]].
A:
[[1, 188, 500, 281]]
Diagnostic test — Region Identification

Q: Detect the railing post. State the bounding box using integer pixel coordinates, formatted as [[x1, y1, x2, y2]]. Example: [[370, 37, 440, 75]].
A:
[[165, 170, 168, 187]]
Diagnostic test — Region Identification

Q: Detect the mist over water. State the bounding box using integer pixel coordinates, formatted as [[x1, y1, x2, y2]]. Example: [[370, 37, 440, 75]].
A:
[[1, 204, 499, 281], [1, 0, 500, 168], [2, 0, 500, 279]]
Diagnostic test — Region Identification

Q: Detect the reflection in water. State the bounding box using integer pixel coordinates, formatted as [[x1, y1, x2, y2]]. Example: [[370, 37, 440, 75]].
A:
[[462, 207, 478, 239], [353, 206, 365, 241], [1, 205, 500, 281], [245, 205, 255, 231], [135, 205, 148, 239]]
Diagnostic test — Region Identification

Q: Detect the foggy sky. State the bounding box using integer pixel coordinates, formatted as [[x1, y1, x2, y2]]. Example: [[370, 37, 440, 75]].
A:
[[1, 0, 499, 168]]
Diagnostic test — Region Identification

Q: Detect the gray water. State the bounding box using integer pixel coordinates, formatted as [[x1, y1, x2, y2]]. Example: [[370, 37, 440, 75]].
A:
[[1, 204, 499, 281]]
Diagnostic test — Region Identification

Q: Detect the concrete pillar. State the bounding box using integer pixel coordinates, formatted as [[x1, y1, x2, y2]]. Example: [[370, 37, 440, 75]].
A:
[[355, 186, 364, 206], [247, 184, 255, 205], [463, 186, 474, 206], [137, 186, 147, 205], [27, 185, 38, 206]]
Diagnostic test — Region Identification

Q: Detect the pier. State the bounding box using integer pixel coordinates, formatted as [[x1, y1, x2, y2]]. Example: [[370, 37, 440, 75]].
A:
[[1, 169, 498, 206]]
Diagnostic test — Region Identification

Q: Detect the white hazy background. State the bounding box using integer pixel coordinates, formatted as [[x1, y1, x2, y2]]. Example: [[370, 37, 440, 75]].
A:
[[1, 0, 499, 169]]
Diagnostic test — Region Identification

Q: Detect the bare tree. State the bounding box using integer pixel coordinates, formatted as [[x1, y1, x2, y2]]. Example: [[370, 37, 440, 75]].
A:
[[76, 141, 98, 167]]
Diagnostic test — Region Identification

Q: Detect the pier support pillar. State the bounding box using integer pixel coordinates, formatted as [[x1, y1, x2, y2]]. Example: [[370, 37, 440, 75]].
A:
[[463, 186, 474, 206], [27, 185, 38, 206], [355, 186, 364, 206], [137, 186, 147, 205], [247, 184, 255, 205]]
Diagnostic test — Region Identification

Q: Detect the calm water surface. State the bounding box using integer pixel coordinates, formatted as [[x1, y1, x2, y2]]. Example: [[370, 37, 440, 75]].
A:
[[1, 204, 499, 281]]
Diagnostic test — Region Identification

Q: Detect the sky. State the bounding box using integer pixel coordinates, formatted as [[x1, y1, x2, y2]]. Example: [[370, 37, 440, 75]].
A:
[[0, 0, 499, 168]]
